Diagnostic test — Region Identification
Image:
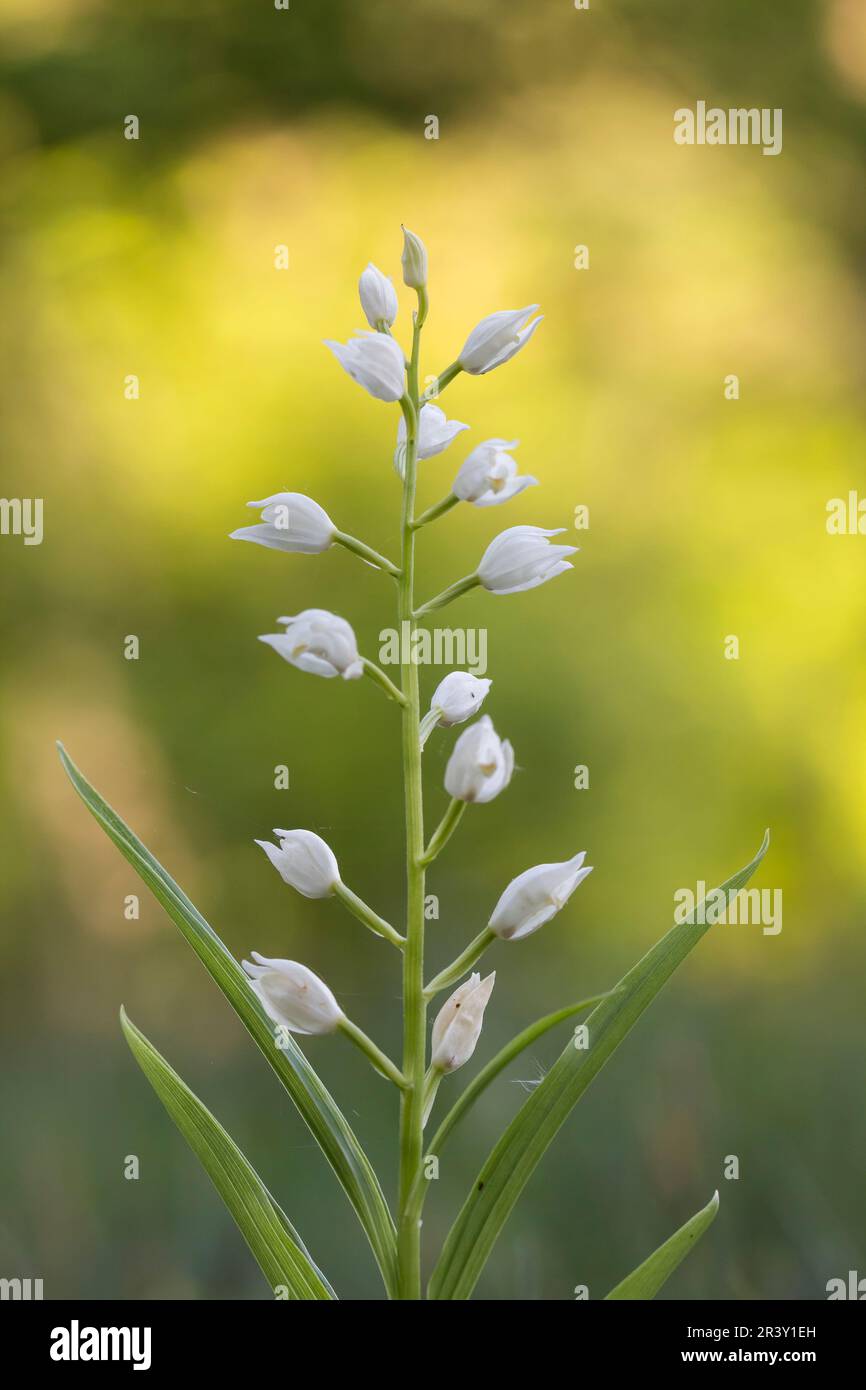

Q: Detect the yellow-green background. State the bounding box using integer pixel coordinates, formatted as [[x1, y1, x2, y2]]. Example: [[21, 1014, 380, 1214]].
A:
[[2, 0, 865, 1299]]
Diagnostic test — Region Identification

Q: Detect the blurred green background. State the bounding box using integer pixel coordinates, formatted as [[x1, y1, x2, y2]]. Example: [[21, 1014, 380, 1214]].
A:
[[2, 0, 866, 1301]]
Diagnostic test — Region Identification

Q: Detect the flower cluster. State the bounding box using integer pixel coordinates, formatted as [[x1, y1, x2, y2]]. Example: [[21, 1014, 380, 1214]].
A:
[[229, 226, 592, 1127]]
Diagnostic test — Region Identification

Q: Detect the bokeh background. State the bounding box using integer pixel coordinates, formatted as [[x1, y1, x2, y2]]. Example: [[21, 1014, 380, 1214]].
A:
[[2, 0, 866, 1301]]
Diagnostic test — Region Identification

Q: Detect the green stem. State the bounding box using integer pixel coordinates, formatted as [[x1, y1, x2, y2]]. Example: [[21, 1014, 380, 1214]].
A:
[[334, 530, 401, 578], [414, 572, 480, 618], [333, 880, 406, 949], [420, 360, 462, 403], [412, 494, 460, 530], [396, 303, 428, 1300], [424, 927, 496, 999], [338, 1016, 408, 1089], [361, 657, 407, 706], [420, 798, 466, 865]]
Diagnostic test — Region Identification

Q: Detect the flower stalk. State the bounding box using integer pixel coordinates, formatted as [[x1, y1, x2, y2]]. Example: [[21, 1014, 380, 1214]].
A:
[[333, 530, 401, 576], [420, 360, 462, 402], [338, 1016, 408, 1089], [223, 227, 586, 1300], [420, 797, 466, 865], [396, 304, 428, 1300], [361, 657, 408, 706], [414, 572, 481, 617], [411, 493, 460, 529], [333, 880, 406, 948], [425, 928, 497, 998]]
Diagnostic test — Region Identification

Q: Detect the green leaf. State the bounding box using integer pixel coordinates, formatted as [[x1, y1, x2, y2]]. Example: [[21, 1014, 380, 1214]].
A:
[[427, 991, 618, 1158], [605, 1190, 720, 1300], [429, 831, 770, 1301], [58, 743, 397, 1296], [121, 1008, 336, 1299]]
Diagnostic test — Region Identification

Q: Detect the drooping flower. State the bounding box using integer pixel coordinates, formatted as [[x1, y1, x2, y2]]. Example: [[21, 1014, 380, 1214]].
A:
[[478, 526, 577, 595], [230, 493, 336, 555], [428, 671, 492, 727], [259, 610, 363, 680], [396, 403, 469, 467], [325, 332, 406, 402], [488, 854, 593, 942], [359, 263, 398, 329], [458, 306, 543, 375], [444, 715, 514, 804], [430, 972, 495, 1072], [401, 226, 428, 289], [452, 439, 538, 507], [242, 954, 344, 1035], [255, 829, 340, 898]]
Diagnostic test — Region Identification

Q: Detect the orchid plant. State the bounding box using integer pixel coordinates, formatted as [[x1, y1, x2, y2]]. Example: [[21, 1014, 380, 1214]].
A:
[[58, 228, 769, 1301]]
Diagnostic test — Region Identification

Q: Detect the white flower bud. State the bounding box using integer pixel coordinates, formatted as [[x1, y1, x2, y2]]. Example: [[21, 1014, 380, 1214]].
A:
[[400, 225, 428, 289], [429, 671, 491, 727], [488, 854, 593, 942], [230, 492, 336, 555], [325, 332, 406, 402], [359, 263, 398, 329], [259, 609, 363, 681], [242, 954, 344, 1035], [444, 714, 514, 804], [396, 403, 469, 466], [255, 829, 340, 898], [478, 525, 577, 595], [453, 439, 538, 507], [431, 972, 495, 1073], [458, 306, 543, 375]]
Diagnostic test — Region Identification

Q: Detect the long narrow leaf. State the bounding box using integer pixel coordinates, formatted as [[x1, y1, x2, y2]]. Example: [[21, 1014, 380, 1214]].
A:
[[427, 991, 617, 1158], [58, 743, 397, 1295], [605, 1190, 720, 1300], [429, 831, 769, 1301], [121, 1008, 336, 1299]]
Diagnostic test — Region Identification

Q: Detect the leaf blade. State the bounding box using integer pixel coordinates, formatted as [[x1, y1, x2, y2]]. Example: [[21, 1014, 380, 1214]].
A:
[[429, 832, 770, 1301], [427, 991, 617, 1158], [605, 1190, 720, 1300], [58, 742, 397, 1295], [121, 1008, 335, 1299]]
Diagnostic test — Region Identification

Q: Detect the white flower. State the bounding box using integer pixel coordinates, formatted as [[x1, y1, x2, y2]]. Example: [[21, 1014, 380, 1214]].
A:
[[488, 854, 593, 942], [230, 492, 336, 555], [458, 306, 543, 375], [478, 525, 577, 595], [401, 226, 428, 289], [259, 610, 363, 681], [325, 332, 406, 402], [255, 829, 341, 898], [242, 954, 344, 1035], [453, 439, 538, 507], [444, 715, 514, 804], [429, 671, 492, 727], [359, 263, 399, 329], [431, 972, 495, 1073], [396, 403, 469, 467]]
